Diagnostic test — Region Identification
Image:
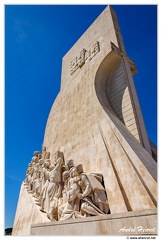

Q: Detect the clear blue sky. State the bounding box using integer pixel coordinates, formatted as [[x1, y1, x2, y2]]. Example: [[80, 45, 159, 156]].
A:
[[5, 5, 157, 229]]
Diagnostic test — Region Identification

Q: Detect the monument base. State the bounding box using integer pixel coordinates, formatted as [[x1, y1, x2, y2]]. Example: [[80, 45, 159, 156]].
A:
[[31, 209, 157, 236]]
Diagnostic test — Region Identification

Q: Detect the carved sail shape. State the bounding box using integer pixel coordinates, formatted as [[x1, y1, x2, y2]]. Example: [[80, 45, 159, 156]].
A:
[[106, 59, 143, 143]]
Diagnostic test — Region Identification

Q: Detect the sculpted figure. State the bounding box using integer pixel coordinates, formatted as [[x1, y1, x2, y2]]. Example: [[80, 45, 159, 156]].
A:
[[58, 171, 70, 220], [24, 163, 34, 191], [44, 156, 64, 220], [59, 165, 83, 221], [30, 153, 42, 195], [24, 151, 40, 191], [64, 159, 74, 171], [32, 168, 42, 198], [77, 165, 109, 216], [24, 163, 32, 186], [38, 160, 51, 209], [38, 145, 50, 165], [41, 160, 51, 187], [34, 159, 51, 205], [27, 156, 39, 193], [25, 147, 50, 198], [35, 146, 50, 198]]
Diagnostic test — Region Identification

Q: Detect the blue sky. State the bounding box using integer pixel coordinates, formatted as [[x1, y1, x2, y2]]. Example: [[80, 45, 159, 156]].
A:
[[4, 4, 157, 229]]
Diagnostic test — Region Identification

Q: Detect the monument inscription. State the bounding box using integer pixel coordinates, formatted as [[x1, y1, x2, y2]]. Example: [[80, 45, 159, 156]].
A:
[[70, 41, 100, 74]]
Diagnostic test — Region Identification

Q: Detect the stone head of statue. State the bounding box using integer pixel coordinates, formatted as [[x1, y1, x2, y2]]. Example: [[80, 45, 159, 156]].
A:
[[42, 145, 46, 151], [66, 159, 74, 170], [76, 164, 83, 174], [34, 151, 41, 156], [69, 167, 76, 178], [62, 171, 70, 182], [44, 159, 51, 168]]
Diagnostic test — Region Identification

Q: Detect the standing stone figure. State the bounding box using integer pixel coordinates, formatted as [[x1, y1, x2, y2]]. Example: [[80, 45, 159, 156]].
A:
[[45, 156, 64, 221], [36, 159, 51, 207], [58, 170, 70, 220], [39, 145, 50, 165]]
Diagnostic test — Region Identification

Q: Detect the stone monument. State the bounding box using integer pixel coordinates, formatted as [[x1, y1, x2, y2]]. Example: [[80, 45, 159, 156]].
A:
[[12, 6, 157, 236]]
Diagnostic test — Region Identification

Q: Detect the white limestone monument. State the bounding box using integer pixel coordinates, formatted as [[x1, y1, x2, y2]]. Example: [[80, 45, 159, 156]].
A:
[[12, 6, 157, 236]]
